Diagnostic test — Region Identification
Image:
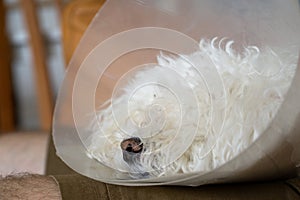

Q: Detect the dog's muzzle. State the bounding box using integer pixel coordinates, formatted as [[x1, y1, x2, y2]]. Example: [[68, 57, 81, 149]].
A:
[[120, 137, 143, 164], [121, 137, 143, 153]]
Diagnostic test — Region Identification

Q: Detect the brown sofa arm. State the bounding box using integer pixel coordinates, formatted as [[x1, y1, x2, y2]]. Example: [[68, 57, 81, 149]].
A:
[[52, 173, 300, 200]]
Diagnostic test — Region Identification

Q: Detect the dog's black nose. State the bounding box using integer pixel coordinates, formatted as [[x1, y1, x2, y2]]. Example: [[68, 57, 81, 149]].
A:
[[121, 137, 143, 154]]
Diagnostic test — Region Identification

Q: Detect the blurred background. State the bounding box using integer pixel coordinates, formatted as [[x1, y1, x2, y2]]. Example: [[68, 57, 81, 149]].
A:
[[3, 0, 65, 131], [0, 0, 104, 176]]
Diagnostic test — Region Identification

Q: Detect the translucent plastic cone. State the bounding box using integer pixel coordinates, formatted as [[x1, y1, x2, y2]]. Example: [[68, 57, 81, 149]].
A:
[[53, 0, 300, 186]]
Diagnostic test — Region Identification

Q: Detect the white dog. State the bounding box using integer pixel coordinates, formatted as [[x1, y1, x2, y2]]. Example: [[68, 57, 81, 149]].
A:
[[87, 38, 297, 179]]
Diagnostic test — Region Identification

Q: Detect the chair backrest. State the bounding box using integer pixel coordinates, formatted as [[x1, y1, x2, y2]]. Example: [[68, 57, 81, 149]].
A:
[[62, 0, 105, 65], [0, 1, 56, 133], [0, 0, 105, 133]]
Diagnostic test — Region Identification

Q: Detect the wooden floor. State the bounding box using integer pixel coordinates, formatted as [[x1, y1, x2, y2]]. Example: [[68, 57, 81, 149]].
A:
[[0, 132, 49, 176]]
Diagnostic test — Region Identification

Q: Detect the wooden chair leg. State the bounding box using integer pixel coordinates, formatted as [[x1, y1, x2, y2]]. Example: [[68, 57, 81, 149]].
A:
[[0, 1, 15, 133], [20, 0, 54, 131]]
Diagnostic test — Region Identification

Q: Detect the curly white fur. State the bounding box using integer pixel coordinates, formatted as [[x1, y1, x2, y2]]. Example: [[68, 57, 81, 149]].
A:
[[86, 38, 297, 178]]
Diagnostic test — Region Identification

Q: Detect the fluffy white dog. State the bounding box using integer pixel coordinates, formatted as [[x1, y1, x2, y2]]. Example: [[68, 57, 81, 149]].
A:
[[87, 38, 297, 179]]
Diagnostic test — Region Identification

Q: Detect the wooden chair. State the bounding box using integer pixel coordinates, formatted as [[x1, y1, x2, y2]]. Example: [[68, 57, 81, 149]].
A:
[[0, 1, 52, 174], [0, 0, 106, 176], [0, 1, 56, 133], [0, 0, 105, 133]]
